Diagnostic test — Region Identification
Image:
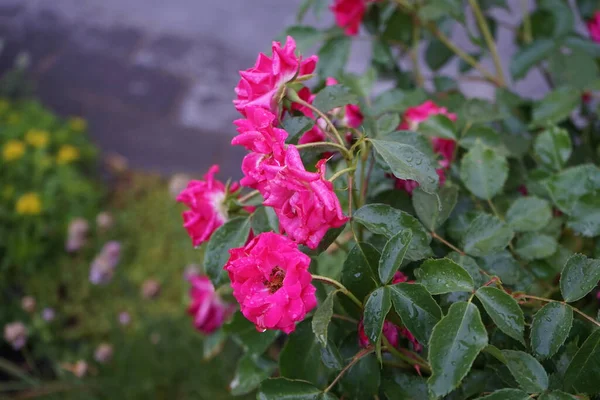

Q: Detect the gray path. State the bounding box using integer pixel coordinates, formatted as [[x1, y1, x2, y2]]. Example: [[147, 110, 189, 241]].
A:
[[0, 0, 551, 178]]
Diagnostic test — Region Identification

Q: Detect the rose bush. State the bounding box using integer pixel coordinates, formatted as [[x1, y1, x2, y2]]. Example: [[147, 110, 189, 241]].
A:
[[177, 1, 600, 398]]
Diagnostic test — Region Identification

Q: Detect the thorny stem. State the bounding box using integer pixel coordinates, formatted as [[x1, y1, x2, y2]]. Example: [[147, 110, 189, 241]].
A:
[[431, 232, 465, 256], [323, 347, 374, 393], [329, 167, 356, 182], [295, 141, 351, 159], [311, 274, 363, 309], [382, 337, 432, 374], [468, 0, 506, 87], [487, 199, 502, 220], [516, 294, 600, 329], [521, 0, 533, 44], [286, 90, 346, 149]]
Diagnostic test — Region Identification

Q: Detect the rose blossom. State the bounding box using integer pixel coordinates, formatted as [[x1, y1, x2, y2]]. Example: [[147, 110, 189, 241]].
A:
[[234, 36, 317, 116], [21, 296, 36, 313], [65, 218, 89, 252], [587, 11, 600, 43], [395, 101, 457, 194], [224, 232, 317, 333], [177, 165, 236, 247], [262, 147, 348, 249], [96, 212, 114, 232], [358, 319, 399, 348], [118, 311, 131, 326], [187, 274, 235, 334], [94, 343, 114, 364], [400, 327, 423, 352], [331, 0, 368, 36], [89, 241, 121, 285], [141, 279, 162, 299], [42, 308, 55, 322], [232, 108, 287, 191]]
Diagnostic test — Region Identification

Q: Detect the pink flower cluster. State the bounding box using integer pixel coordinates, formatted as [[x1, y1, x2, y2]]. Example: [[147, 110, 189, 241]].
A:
[[395, 100, 457, 194], [234, 37, 317, 116], [225, 233, 317, 333], [187, 274, 235, 334], [331, 0, 373, 36], [177, 165, 237, 247], [587, 11, 600, 43]]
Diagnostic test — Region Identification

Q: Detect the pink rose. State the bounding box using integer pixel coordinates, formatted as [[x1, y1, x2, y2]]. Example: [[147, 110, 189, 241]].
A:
[[232, 108, 287, 191], [234, 36, 317, 116], [358, 319, 399, 348], [262, 147, 348, 249], [224, 232, 317, 333], [399, 100, 457, 131], [187, 274, 235, 334], [392, 271, 411, 284], [587, 11, 600, 43], [177, 165, 236, 247], [400, 327, 423, 352], [331, 0, 367, 36]]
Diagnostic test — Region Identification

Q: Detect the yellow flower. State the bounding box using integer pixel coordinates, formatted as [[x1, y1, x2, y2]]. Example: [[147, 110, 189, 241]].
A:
[[25, 129, 50, 149], [68, 117, 87, 133], [56, 145, 80, 164], [0, 99, 10, 114], [2, 140, 25, 161], [15, 193, 42, 215], [7, 113, 20, 125]]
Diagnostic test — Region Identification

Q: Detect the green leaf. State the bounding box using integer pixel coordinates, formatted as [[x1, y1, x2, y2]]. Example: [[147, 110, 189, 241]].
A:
[[312, 290, 337, 347], [204, 217, 251, 286], [476, 389, 531, 399], [279, 319, 326, 386], [538, 391, 581, 400], [381, 130, 436, 159], [389, 283, 442, 344], [370, 139, 439, 194], [416, 258, 474, 295], [462, 214, 514, 257], [230, 354, 276, 396], [320, 340, 344, 371], [353, 204, 433, 261], [460, 141, 508, 200], [545, 164, 600, 214], [476, 286, 525, 344], [282, 115, 315, 144], [382, 10, 413, 43], [560, 253, 600, 302], [478, 251, 528, 287], [462, 98, 507, 124], [533, 126, 572, 171], [317, 36, 351, 79], [548, 48, 599, 90], [564, 329, 600, 394], [376, 113, 401, 135], [257, 378, 333, 400], [224, 312, 279, 355], [460, 125, 510, 156], [203, 329, 226, 360], [425, 38, 454, 71], [381, 370, 429, 399], [428, 302, 488, 397], [510, 39, 556, 80], [418, 114, 457, 140], [502, 350, 549, 393], [530, 302, 573, 359], [448, 252, 486, 287], [371, 88, 428, 115], [514, 233, 558, 261], [363, 286, 392, 346], [304, 225, 346, 256], [283, 26, 323, 53], [379, 230, 412, 284], [412, 186, 458, 231], [313, 84, 358, 113], [339, 351, 380, 399], [341, 242, 380, 302], [567, 193, 600, 237], [530, 87, 581, 128], [251, 206, 279, 234], [506, 196, 552, 232]]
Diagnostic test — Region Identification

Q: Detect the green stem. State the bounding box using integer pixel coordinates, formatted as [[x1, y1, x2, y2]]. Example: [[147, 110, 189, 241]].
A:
[[382, 337, 432, 374], [468, 0, 506, 86], [517, 294, 600, 329], [329, 166, 356, 182], [295, 141, 351, 158], [311, 274, 363, 309], [286, 89, 346, 148], [411, 18, 424, 87], [431, 232, 465, 256], [487, 199, 502, 220], [238, 190, 260, 204], [323, 347, 374, 393]]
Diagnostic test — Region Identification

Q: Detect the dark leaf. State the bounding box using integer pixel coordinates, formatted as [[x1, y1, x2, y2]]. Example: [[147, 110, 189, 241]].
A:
[[279, 319, 326, 386], [564, 329, 600, 394], [282, 115, 316, 144], [530, 87, 580, 128], [462, 214, 514, 257], [502, 350, 549, 393], [313, 84, 358, 113], [460, 141, 508, 200], [312, 290, 338, 346], [476, 389, 531, 399], [510, 39, 556, 80], [533, 126, 572, 171], [560, 253, 600, 302], [257, 378, 335, 400], [317, 36, 351, 79], [204, 217, 251, 286], [230, 354, 276, 396], [390, 283, 442, 344], [531, 302, 573, 359], [506, 196, 552, 232], [363, 286, 392, 346], [476, 286, 525, 344], [425, 38, 454, 71], [418, 114, 457, 140], [224, 312, 279, 355], [379, 230, 412, 284], [416, 258, 474, 295], [341, 242, 380, 302], [412, 186, 458, 232], [514, 233, 558, 261]]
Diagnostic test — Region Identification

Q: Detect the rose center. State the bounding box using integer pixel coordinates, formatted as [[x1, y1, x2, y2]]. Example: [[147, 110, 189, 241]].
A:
[[264, 267, 285, 294]]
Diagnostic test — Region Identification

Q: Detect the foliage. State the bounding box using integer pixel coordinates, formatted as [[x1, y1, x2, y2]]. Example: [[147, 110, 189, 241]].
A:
[[190, 0, 600, 398]]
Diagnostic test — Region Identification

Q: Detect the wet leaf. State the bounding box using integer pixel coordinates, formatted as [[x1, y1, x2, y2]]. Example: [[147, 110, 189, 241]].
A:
[[530, 302, 573, 359], [416, 258, 474, 295], [476, 286, 525, 344]]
